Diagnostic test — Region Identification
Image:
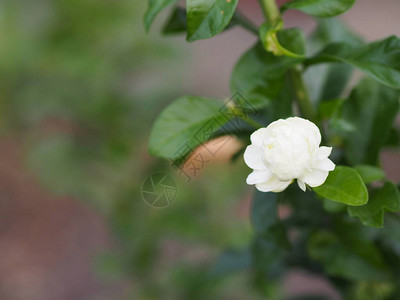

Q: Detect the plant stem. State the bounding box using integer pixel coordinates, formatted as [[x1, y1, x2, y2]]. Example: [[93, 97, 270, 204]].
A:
[[232, 12, 259, 36], [289, 68, 316, 121], [229, 106, 264, 129], [258, 0, 316, 121], [258, 0, 281, 25]]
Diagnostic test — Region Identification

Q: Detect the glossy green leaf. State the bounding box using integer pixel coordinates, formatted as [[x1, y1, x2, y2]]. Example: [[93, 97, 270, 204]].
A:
[[308, 230, 388, 280], [144, 0, 179, 31], [162, 9, 250, 36], [186, 0, 239, 42], [348, 181, 400, 228], [282, 0, 356, 18], [307, 36, 400, 89], [355, 165, 385, 185], [148, 96, 231, 162], [304, 19, 361, 102], [277, 29, 305, 56], [162, 6, 186, 35], [259, 21, 305, 58], [337, 78, 400, 165], [308, 18, 362, 53], [313, 166, 368, 206], [231, 43, 301, 110]]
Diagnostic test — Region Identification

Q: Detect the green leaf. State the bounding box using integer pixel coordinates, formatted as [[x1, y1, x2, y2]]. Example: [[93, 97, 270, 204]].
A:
[[319, 64, 351, 100], [304, 19, 361, 103], [251, 190, 279, 235], [354, 165, 385, 185], [384, 127, 400, 147], [148, 96, 231, 162], [313, 166, 368, 206], [336, 78, 400, 165], [317, 98, 344, 120], [281, 184, 328, 228], [282, 0, 355, 18], [377, 214, 400, 256], [144, 0, 179, 31], [308, 18, 362, 52], [259, 21, 305, 58], [162, 9, 248, 36], [162, 6, 186, 35], [348, 181, 400, 228], [306, 36, 400, 89], [231, 43, 301, 110], [268, 76, 294, 120], [186, 0, 239, 42], [308, 230, 388, 280], [250, 191, 289, 284], [322, 198, 346, 212]]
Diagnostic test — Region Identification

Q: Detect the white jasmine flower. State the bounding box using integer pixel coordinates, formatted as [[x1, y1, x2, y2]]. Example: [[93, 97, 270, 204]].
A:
[[244, 117, 335, 192]]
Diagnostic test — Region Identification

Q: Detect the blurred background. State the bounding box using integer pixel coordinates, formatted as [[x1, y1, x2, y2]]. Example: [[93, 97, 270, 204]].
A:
[[1, 0, 400, 299]]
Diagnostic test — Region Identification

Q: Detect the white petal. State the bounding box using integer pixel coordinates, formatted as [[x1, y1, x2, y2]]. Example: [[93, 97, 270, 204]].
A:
[[250, 128, 268, 147], [243, 145, 265, 170], [288, 117, 321, 145], [297, 179, 306, 192], [255, 176, 291, 193], [314, 158, 335, 172], [246, 170, 272, 185], [300, 170, 329, 187], [318, 146, 332, 160]]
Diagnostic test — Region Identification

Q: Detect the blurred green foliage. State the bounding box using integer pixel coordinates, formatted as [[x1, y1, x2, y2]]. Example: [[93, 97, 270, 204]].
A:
[[0, 0, 260, 298]]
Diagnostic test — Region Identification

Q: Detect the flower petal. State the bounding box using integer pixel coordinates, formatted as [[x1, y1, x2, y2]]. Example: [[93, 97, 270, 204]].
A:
[[255, 176, 291, 193], [244, 145, 265, 170], [246, 170, 272, 185], [297, 179, 306, 192], [314, 158, 335, 172], [300, 170, 329, 187], [318, 146, 332, 160], [250, 128, 268, 147]]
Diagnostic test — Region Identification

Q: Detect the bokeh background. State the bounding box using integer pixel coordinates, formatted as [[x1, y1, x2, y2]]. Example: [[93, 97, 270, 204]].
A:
[[1, 0, 400, 299]]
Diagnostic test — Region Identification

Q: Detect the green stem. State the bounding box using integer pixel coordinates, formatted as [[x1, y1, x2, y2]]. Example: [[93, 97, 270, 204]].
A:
[[232, 12, 259, 36], [258, 0, 281, 25], [258, 0, 316, 121], [289, 68, 316, 121], [228, 106, 264, 129]]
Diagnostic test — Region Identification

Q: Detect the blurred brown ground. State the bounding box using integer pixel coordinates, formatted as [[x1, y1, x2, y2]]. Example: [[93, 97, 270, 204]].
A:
[[0, 137, 119, 300], [1, 0, 400, 299]]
